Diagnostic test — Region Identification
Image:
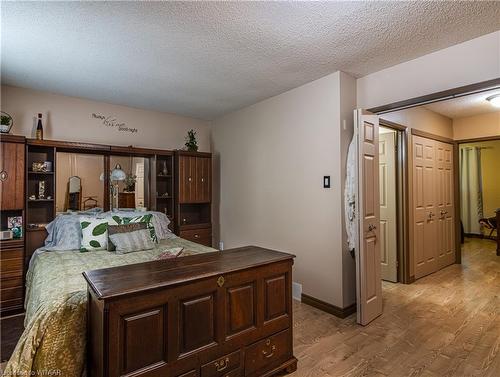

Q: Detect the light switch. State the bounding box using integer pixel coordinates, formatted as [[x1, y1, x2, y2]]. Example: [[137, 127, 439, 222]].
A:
[[323, 176, 331, 188]]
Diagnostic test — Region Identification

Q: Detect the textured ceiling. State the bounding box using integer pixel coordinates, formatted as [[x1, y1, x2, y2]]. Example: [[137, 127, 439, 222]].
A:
[[424, 88, 500, 119], [2, 2, 500, 120]]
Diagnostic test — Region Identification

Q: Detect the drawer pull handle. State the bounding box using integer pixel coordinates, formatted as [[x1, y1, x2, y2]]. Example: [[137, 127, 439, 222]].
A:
[[194, 234, 200, 238], [0, 171, 7, 181], [262, 344, 276, 358], [215, 357, 230, 372]]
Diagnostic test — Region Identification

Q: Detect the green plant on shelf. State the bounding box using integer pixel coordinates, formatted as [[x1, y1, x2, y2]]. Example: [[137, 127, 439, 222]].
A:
[[184, 129, 198, 152]]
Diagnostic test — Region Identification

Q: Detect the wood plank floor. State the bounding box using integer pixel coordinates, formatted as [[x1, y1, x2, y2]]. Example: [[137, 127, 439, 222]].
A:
[[290, 238, 500, 377]]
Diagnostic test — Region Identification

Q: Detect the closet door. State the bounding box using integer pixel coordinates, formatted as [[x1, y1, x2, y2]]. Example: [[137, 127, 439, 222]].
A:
[[436, 141, 455, 268], [412, 135, 438, 279]]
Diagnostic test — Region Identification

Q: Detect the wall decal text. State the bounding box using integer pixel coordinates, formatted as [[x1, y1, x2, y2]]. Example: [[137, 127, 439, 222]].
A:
[[91, 113, 138, 134]]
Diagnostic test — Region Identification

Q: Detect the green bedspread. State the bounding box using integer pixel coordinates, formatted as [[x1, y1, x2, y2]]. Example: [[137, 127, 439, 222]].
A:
[[3, 238, 216, 377]]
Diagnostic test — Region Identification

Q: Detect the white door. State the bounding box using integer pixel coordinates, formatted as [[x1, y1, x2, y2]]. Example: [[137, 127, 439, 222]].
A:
[[412, 135, 438, 279], [355, 109, 383, 326], [379, 131, 398, 282]]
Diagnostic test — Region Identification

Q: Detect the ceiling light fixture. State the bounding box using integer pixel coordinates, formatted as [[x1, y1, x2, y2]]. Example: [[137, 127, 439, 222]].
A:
[[486, 94, 500, 108]]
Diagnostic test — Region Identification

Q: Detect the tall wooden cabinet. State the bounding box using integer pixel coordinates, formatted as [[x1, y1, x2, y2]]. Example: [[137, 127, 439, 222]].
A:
[[0, 134, 26, 316], [174, 151, 212, 247], [411, 135, 455, 279]]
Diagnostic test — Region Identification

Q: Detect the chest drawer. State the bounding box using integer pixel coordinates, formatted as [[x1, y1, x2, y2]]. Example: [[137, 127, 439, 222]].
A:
[[180, 228, 212, 247], [0, 247, 23, 260], [244, 329, 291, 376], [201, 350, 240, 377], [1, 285, 23, 301], [1, 276, 23, 288], [1, 252, 24, 278], [177, 370, 199, 377]]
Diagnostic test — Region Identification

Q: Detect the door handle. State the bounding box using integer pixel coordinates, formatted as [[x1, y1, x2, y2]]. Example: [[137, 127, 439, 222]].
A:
[[0, 171, 7, 182]]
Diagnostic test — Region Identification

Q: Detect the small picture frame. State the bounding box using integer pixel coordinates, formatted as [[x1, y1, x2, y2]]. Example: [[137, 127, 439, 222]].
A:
[[7, 216, 23, 239]]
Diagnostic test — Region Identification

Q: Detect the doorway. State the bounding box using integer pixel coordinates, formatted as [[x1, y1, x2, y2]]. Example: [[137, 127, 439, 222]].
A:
[[458, 138, 500, 248], [379, 126, 398, 282]]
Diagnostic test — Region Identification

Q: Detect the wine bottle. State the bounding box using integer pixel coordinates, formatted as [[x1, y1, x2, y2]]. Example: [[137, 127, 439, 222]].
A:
[[36, 113, 43, 140]]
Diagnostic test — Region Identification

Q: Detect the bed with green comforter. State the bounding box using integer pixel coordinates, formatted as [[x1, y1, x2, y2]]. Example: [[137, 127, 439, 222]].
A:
[[3, 238, 216, 377]]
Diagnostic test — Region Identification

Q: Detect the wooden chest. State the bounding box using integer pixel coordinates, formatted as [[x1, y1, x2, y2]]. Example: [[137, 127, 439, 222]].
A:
[[84, 246, 297, 377]]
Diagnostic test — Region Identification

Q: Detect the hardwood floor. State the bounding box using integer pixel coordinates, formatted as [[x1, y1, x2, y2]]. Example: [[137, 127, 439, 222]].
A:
[[1, 239, 498, 376], [291, 238, 499, 377], [0, 314, 24, 363]]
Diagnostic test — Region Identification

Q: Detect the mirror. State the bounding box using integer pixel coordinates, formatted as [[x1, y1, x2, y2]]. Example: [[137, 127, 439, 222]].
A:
[[67, 176, 82, 210], [109, 156, 150, 210], [56, 152, 105, 213]]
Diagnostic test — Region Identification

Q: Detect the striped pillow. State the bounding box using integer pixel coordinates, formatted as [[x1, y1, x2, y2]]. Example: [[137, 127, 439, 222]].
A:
[[108, 229, 155, 254]]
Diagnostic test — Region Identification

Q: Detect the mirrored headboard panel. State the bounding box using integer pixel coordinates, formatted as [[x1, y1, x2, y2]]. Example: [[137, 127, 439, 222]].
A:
[[56, 152, 105, 213]]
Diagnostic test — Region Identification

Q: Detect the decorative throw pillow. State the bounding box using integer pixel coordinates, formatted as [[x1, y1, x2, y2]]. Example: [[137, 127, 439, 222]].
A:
[[112, 214, 158, 243], [109, 229, 155, 254], [156, 247, 184, 260], [107, 222, 147, 251], [80, 218, 109, 252]]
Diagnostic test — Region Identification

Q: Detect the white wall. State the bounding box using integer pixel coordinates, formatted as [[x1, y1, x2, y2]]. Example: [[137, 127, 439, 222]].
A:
[[1, 85, 211, 151], [357, 31, 500, 110], [453, 112, 500, 140], [212, 71, 356, 308]]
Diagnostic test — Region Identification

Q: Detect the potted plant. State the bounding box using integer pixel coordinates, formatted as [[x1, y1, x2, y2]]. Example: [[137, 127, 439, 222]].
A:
[[184, 129, 198, 152], [0, 111, 13, 134]]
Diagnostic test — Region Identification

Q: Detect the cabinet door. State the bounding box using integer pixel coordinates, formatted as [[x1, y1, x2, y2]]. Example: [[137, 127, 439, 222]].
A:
[[202, 157, 211, 203], [194, 157, 211, 203], [179, 156, 194, 203], [0, 142, 25, 210]]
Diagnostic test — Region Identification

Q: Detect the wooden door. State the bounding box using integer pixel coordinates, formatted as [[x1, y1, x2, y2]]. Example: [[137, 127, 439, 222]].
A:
[[355, 109, 383, 326], [436, 141, 455, 268], [0, 142, 25, 210], [379, 131, 398, 282], [412, 135, 438, 279]]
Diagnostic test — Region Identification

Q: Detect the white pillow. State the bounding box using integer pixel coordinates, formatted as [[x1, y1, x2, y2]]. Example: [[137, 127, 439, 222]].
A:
[[80, 217, 109, 251]]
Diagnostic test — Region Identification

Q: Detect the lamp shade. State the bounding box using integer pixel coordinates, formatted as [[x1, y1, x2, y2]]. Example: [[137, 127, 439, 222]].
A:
[[110, 164, 126, 181]]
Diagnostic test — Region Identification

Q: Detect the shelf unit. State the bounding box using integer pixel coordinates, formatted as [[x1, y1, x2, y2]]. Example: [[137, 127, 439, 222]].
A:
[[25, 142, 55, 265], [154, 153, 174, 222], [174, 151, 212, 246]]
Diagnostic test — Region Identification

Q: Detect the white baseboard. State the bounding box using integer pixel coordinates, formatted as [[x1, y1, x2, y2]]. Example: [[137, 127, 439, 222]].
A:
[[292, 282, 302, 302]]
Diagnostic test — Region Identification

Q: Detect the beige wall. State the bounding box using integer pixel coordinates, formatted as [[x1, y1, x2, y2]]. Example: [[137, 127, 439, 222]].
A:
[[1, 85, 211, 151], [357, 31, 500, 110], [453, 112, 500, 140], [212, 71, 356, 308], [460, 140, 500, 217], [382, 106, 453, 138]]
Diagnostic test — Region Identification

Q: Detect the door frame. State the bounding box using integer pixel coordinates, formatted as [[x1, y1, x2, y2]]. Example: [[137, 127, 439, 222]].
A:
[[368, 78, 500, 277], [379, 119, 410, 283]]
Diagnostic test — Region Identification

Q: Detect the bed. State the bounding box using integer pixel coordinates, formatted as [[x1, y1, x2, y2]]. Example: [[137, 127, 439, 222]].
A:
[[3, 212, 216, 377]]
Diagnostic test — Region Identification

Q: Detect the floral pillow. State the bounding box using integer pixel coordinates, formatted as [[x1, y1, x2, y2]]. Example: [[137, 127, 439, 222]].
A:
[[109, 214, 157, 243], [80, 218, 109, 252]]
